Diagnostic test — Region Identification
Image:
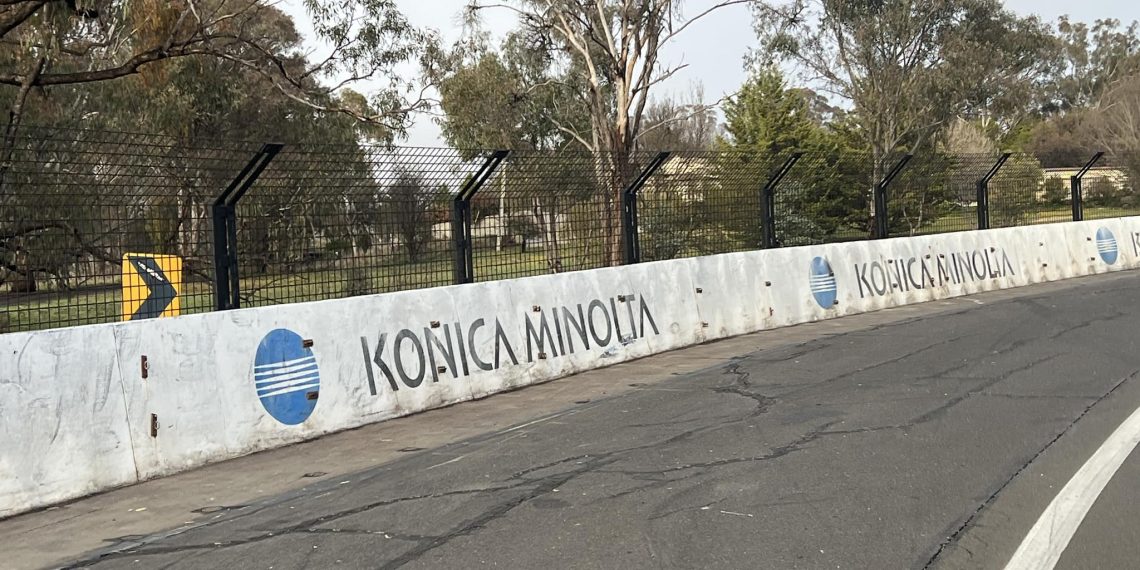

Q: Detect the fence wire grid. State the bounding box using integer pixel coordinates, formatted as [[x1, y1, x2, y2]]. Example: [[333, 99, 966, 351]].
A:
[[232, 145, 490, 308], [2, 124, 1139, 333]]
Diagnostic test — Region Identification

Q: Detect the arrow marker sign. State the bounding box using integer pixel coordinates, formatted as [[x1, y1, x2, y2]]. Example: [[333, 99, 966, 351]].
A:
[[122, 254, 182, 321]]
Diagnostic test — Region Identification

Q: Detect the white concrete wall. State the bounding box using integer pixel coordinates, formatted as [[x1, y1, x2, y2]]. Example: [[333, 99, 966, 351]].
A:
[[2, 218, 1139, 518]]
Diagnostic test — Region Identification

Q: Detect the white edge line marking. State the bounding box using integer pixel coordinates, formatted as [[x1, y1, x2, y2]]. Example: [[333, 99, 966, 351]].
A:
[[426, 455, 467, 471], [497, 411, 572, 435], [1004, 404, 1140, 570], [494, 404, 603, 437]]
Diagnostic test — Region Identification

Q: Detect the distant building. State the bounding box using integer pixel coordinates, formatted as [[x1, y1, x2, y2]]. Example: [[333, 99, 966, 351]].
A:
[[1041, 167, 1130, 202]]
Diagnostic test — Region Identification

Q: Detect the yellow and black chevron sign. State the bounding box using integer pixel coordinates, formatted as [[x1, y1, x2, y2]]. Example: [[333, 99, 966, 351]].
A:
[[121, 254, 182, 321]]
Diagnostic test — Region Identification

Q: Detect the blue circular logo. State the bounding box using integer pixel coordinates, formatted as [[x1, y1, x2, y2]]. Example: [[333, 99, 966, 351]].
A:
[[254, 329, 320, 425], [810, 256, 837, 309], [1096, 227, 1118, 265]]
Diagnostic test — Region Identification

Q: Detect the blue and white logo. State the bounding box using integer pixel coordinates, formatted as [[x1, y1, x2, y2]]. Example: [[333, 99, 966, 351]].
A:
[[809, 256, 838, 309], [1096, 227, 1118, 265], [254, 329, 320, 425]]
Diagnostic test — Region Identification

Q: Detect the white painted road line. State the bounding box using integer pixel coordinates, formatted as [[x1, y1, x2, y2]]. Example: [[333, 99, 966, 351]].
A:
[[1004, 402, 1140, 570]]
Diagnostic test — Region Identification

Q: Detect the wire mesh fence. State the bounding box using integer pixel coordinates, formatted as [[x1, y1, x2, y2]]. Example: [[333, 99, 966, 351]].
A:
[[0, 126, 260, 332], [886, 153, 983, 236], [468, 150, 652, 279], [984, 153, 1057, 228], [1084, 153, 1140, 221], [637, 152, 775, 261], [231, 145, 488, 307], [773, 152, 872, 245], [3, 124, 1137, 334]]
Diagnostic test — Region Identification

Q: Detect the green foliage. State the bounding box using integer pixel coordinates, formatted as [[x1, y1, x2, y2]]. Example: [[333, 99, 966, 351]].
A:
[[722, 68, 823, 155], [0, 0, 431, 134], [885, 153, 956, 236], [989, 155, 1046, 227], [637, 192, 697, 261], [1085, 176, 1130, 207], [434, 32, 582, 154], [1042, 177, 1069, 205], [719, 68, 870, 244], [777, 213, 829, 247], [1044, 17, 1140, 114], [753, 0, 1056, 164], [0, 1, 422, 295]]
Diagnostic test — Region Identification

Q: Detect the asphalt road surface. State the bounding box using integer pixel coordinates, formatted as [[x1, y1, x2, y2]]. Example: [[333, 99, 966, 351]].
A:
[[10, 271, 1140, 569]]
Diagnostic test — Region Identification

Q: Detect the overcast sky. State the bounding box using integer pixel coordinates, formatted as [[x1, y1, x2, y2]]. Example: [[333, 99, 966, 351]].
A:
[[281, 0, 1140, 147]]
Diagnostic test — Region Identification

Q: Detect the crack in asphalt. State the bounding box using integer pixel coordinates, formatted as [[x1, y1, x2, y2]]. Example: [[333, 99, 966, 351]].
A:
[[59, 274, 1140, 569], [712, 359, 776, 416], [63, 485, 517, 567], [377, 455, 621, 570]]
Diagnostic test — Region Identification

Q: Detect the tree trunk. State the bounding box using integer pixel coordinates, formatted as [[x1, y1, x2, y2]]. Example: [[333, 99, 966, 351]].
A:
[[533, 199, 562, 272], [870, 143, 886, 238], [603, 146, 631, 268], [0, 56, 45, 195]]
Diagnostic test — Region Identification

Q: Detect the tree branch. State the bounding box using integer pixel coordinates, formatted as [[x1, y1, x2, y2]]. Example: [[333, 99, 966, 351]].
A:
[[0, 0, 46, 38]]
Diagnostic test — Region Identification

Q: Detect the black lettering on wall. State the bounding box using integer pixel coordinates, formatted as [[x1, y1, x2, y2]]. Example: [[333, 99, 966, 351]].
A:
[[551, 308, 567, 355], [494, 318, 519, 369], [920, 259, 934, 288], [856, 264, 872, 298], [906, 258, 922, 290], [425, 325, 458, 382], [525, 311, 559, 362], [1133, 232, 1140, 256], [870, 261, 888, 296], [610, 298, 625, 341], [639, 296, 660, 337], [971, 251, 986, 280], [362, 333, 398, 392], [588, 300, 613, 346], [468, 318, 493, 372], [394, 329, 426, 388], [622, 295, 639, 340], [562, 305, 590, 353], [454, 321, 470, 376], [935, 256, 949, 285], [984, 249, 999, 278], [958, 252, 975, 281], [1001, 250, 1016, 276], [360, 337, 380, 395]]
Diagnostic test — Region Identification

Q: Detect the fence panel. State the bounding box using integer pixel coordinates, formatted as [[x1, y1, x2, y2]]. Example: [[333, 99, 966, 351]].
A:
[[982, 153, 1052, 228], [0, 126, 258, 332], [637, 151, 775, 261], [2, 124, 1132, 335], [886, 153, 993, 237], [1084, 153, 1140, 221], [231, 146, 489, 307], [466, 150, 652, 279], [772, 152, 872, 245]]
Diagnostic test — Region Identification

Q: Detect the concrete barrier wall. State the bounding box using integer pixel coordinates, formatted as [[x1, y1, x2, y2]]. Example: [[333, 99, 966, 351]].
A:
[[3, 218, 1139, 517]]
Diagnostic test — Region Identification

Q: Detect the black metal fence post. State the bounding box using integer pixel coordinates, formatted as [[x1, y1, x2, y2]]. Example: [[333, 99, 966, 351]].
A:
[[211, 143, 283, 311], [452, 150, 509, 284], [760, 153, 803, 248], [874, 155, 913, 239], [976, 152, 1012, 231], [1071, 152, 1105, 222], [621, 152, 671, 264]]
